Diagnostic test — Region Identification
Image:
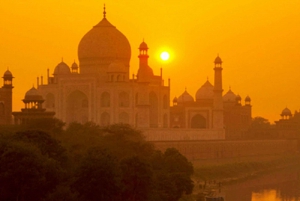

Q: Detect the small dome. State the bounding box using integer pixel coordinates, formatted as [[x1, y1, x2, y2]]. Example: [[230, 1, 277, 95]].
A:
[[223, 89, 236, 102], [236, 94, 241, 101], [214, 55, 222, 64], [139, 41, 148, 49], [3, 70, 12, 77], [3, 70, 13, 78], [24, 87, 43, 101], [245, 95, 251, 102], [178, 90, 194, 103], [71, 61, 79, 69], [108, 61, 127, 73], [173, 96, 178, 103], [196, 80, 214, 100], [281, 107, 292, 116], [54, 61, 71, 75]]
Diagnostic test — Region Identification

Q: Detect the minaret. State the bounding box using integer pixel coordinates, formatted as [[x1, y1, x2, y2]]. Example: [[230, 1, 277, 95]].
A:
[[1, 70, 14, 124], [213, 55, 224, 129], [137, 40, 153, 82]]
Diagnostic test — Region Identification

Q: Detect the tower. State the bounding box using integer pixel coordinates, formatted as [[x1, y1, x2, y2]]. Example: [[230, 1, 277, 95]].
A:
[[137, 41, 154, 82], [0, 70, 14, 124], [213, 55, 224, 129]]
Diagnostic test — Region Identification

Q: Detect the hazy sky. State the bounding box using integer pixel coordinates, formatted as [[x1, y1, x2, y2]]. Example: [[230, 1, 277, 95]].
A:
[[1, 0, 300, 123]]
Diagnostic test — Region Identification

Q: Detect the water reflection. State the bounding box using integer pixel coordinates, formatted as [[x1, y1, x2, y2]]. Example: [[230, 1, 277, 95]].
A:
[[224, 177, 300, 201], [252, 190, 281, 201]]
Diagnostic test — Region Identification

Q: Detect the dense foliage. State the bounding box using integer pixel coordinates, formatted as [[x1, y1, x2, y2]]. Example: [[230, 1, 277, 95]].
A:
[[0, 120, 194, 201]]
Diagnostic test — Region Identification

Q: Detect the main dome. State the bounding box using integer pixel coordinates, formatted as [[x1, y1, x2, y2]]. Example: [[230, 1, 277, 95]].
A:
[[78, 15, 131, 74]]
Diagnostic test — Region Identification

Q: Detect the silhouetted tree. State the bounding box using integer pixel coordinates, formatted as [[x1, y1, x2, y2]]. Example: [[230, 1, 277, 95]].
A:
[[100, 123, 155, 160], [246, 116, 276, 139], [0, 140, 62, 201], [12, 130, 67, 166], [72, 147, 121, 201], [151, 148, 194, 201], [22, 118, 65, 134], [120, 156, 153, 201]]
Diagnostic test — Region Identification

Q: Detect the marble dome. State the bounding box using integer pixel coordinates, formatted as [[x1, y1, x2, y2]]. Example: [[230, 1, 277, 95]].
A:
[[78, 16, 131, 71], [178, 90, 194, 103], [223, 89, 236, 102], [24, 87, 43, 101], [54, 61, 71, 75], [196, 80, 214, 100]]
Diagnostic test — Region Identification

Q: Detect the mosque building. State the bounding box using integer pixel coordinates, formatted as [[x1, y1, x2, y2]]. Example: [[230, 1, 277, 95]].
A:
[[170, 56, 252, 139], [33, 8, 170, 128], [7, 7, 254, 140]]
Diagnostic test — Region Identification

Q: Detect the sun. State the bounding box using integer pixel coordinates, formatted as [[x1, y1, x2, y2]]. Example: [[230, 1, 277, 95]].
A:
[[160, 51, 170, 61]]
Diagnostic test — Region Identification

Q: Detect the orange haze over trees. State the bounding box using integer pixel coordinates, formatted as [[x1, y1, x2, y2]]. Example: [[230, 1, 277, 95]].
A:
[[1, 1, 300, 123]]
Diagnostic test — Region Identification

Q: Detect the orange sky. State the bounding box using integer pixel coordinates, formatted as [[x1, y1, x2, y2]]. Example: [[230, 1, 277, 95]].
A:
[[1, 0, 300, 123]]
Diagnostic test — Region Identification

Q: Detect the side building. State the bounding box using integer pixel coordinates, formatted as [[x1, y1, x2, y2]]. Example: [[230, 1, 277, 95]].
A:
[[12, 87, 55, 124], [170, 56, 252, 139]]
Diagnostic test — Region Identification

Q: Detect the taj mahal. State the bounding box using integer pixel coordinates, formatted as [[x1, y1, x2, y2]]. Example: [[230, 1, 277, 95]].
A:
[[3, 7, 254, 140]]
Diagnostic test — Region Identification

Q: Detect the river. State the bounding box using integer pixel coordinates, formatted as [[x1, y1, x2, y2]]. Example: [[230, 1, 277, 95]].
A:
[[222, 168, 300, 201]]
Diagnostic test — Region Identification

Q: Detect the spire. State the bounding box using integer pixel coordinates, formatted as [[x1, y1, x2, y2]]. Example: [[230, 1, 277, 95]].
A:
[[103, 4, 106, 18]]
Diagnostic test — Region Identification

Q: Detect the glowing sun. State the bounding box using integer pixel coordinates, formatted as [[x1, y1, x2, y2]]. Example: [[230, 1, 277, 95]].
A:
[[160, 51, 170, 61]]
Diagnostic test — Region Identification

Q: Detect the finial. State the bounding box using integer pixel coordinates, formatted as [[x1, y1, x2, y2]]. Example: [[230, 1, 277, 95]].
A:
[[229, 85, 231, 90], [103, 4, 106, 18], [62, 57, 63, 62], [185, 87, 187, 91], [207, 76, 209, 81]]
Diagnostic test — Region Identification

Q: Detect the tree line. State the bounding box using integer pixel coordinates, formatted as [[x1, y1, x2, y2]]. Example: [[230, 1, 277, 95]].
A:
[[0, 119, 194, 201]]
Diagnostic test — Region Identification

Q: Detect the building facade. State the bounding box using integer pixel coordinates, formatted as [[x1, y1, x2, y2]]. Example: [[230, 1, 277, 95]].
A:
[[36, 10, 170, 128]]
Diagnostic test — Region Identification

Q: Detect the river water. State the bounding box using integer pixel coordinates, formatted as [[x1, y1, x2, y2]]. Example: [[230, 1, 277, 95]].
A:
[[222, 169, 300, 201]]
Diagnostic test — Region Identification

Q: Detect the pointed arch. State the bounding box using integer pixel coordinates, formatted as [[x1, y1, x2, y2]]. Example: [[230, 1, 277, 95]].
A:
[[66, 90, 89, 124], [82, 99, 88, 108], [101, 112, 110, 126], [163, 114, 168, 128], [163, 95, 168, 109], [135, 93, 139, 106], [45, 93, 55, 109], [119, 91, 129, 107], [101, 92, 110, 107], [149, 91, 158, 128], [119, 112, 129, 124], [191, 114, 207, 128]]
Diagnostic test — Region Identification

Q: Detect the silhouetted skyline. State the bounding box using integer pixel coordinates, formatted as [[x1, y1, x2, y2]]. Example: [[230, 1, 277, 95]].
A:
[[1, 1, 300, 122]]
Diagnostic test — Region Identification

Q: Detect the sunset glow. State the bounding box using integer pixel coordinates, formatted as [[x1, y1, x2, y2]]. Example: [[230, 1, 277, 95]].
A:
[[1, 1, 300, 122], [160, 51, 170, 61]]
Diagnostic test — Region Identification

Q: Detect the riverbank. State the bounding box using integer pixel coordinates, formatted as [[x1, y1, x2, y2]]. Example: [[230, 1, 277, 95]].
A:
[[192, 153, 300, 185]]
